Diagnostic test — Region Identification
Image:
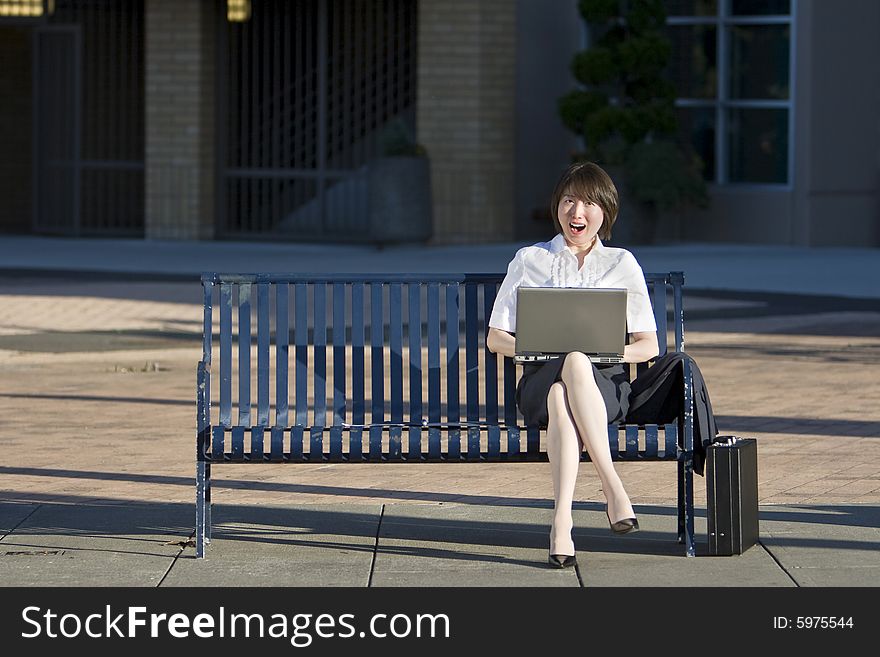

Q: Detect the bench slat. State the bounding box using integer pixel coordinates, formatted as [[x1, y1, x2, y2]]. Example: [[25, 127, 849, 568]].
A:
[[504, 356, 520, 457], [389, 283, 403, 458], [408, 283, 423, 459], [212, 425, 224, 460], [484, 280, 500, 458], [313, 283, 327, 457], [665, 423, 677, 457], [232, 426, 245, 461], [351, 283, 365, 460], [465, 282, 479, 459], [446, 283, 461, 460], [427, 283, 442, 459], [219, 283, 232, 428], [331, 282, 346, 460], [271, 426, 284, 462], [294, 283, 308, 427], [625, 424, 639, 459], [645, 423, 659, 458], [293, 282, 308, 459], [527, 425, 540, 456], [252, 427, 265, 461], [370, 283, 384, 459], [257, 283, 270, 427], [275, 282, 289, 427], [238, 283, 251, 427]]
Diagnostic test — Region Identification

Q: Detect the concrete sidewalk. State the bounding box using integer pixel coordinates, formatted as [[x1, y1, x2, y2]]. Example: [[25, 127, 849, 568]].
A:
[[1, 236, 879, 587], [1, 235, 879, 298], [2, 499, 878, 587]]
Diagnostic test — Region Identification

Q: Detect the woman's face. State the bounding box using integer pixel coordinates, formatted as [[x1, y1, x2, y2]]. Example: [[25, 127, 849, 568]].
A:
[[557, 192, 603, 248]]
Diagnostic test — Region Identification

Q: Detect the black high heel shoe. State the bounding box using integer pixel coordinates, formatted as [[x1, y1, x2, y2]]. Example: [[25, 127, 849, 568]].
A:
[[606, 509, 639, 535], [548, 553, 578, 569]]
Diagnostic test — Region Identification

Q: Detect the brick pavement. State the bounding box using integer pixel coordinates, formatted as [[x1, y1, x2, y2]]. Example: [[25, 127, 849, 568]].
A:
[[1, 280, 879, 515]]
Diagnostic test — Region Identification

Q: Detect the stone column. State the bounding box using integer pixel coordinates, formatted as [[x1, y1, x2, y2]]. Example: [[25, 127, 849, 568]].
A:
[[792, 0, 880, 246], [417, 0, 517, 244], [144, 0, 215, 239]]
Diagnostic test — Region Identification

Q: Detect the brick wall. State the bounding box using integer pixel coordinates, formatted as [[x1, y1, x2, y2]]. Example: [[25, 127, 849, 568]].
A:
[[144, 0, 215, 239], [417, 0, 517, 244]]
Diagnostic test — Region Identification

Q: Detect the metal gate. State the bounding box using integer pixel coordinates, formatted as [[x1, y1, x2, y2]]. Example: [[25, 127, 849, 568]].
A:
[[33, 25, 81, 234], [33, 0, 144, 236], [217, 0, 418, 240]]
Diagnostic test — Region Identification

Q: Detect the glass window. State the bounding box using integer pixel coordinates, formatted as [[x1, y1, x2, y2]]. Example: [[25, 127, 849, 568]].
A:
[[668, 24, 717, 99], [665, 0, 717, 17], [729, 25, 790, 100], [731, 0, 790, 16], [727, 108, 788, 183], [665, 1, 792, 185]]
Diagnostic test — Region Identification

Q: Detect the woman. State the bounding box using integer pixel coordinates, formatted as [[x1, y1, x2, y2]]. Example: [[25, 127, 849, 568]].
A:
[[487, 161, 716, 568]]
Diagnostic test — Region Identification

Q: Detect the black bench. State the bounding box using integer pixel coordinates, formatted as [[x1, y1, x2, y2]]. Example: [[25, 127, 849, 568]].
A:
[[196, 272, 696, 558]]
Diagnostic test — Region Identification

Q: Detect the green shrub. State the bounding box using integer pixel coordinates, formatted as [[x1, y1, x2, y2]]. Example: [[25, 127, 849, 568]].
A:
[[559, 0, 707, 212]]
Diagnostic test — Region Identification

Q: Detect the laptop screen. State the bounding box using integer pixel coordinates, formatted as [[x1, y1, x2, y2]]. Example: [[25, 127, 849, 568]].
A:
[[515, 287, 627, 357]]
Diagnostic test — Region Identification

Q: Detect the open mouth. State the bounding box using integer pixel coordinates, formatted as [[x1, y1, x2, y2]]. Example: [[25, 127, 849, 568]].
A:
[[569, 222, 586, 235]]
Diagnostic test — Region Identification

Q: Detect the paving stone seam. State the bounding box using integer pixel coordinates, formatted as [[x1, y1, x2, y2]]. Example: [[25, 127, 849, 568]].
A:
[[574, 560, 585, 588], [367, 504, 385, 588], [158, 531, 194, 588], [759, 539, 801, 587]]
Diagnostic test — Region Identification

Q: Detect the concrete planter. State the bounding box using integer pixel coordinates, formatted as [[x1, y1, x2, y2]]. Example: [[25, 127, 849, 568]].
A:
[[609, 196, 658, 246], [367, 156, 433, 244], [604, 165, 658, 246]]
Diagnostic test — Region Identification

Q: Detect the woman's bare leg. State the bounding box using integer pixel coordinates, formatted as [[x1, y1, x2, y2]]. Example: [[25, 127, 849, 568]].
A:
[[559, 352, 635, 523], [545, 381, 581, 556]]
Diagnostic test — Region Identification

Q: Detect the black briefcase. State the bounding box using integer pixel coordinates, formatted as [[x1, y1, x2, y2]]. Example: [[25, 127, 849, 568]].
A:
[[706, 436, 759, 555]]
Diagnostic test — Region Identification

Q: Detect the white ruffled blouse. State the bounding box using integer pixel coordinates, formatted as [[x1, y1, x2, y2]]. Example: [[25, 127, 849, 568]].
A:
[[488, 233, 657, 334]]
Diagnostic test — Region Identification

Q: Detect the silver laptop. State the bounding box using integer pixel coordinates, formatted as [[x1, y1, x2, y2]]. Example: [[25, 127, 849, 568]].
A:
[[513, 287, 627, 364]]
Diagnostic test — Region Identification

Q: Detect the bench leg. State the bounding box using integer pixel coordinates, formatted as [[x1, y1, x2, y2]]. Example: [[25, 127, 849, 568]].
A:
[[677, 460, 685, 541], [677, 458, 696, 557], [677, 356, 697, 557], [196, 461, 210, 558]]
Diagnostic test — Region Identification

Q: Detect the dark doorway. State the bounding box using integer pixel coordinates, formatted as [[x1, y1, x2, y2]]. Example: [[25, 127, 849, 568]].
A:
[[0, 26, 33, 234], [22, 0, 146, 237], [33, 25, 81, 234]]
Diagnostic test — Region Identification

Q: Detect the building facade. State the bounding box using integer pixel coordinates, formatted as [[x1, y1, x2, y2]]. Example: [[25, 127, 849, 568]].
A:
[[0, 0, 877, 246]]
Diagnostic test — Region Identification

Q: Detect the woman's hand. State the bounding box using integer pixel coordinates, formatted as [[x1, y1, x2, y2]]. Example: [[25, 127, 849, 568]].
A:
[[623, 331, 660, 363], [486, 327, 516, 358], [488, 328, 657, 363]]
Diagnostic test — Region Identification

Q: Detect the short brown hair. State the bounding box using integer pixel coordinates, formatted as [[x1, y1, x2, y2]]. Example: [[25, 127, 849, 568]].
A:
[[550, 162, 619, 241]]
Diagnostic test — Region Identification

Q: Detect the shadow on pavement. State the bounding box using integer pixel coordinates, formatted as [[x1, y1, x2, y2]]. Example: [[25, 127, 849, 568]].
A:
[[3, 499, 879, 555]]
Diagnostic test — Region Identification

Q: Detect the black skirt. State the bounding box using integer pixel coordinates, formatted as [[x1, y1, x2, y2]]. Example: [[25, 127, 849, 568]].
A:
[[515, 355, 631, 427], [515, 351, 718, 475]]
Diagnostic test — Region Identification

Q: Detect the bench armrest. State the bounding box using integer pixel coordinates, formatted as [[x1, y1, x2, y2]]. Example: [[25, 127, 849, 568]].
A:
[[681, 354, 694, 454], [197, 361, 212, 460]]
